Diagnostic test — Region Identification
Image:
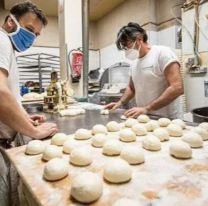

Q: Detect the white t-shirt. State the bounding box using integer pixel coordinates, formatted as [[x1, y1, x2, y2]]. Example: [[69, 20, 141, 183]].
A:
[[130, 45, 183, 119]]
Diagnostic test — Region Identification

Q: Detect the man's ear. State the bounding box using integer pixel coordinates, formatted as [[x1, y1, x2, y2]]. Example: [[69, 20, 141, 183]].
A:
[[6, 16, 16, 31]]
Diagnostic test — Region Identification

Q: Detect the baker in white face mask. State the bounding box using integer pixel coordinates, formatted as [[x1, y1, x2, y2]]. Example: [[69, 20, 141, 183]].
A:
[[105, 22, 184, 119]]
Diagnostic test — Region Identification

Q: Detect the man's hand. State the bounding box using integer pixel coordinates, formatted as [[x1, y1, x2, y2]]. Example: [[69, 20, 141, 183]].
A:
[[30, 114, 46, 125], [124, 107, 148, 118], [104, 101, 122, 110]]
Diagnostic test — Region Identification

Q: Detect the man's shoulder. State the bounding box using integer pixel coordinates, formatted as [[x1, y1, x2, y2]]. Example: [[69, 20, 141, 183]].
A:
[[0, 29, 12, 48]]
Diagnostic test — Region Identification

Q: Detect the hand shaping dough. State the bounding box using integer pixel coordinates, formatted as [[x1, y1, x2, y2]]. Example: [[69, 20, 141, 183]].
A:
[[103, 159, 132, 183], [191, 127, 208, 141], [182, 132, 203, 148], [63, 139, 78, 154], [106, 121, 121, 132], [125, 118, 138, 128], [153, 128, 169, 141], [92, 124, 107, 135], [113, 198, 142, 206], [71, 172, 103, 203], [51, 133, 67, 146], [167, 123, 183, 137], [172, 119, 186, 129], [91, 133, 108, 148], [158, 118, 171, 127], [132, 123, 147, 136], [25, 140, 45, 155], [119, 128, 136, 142], [144, 120, 159, 132], [137, 114, 150, 123], [74, 128, 92, 140], [103, 139, 123, 156], [42, 145, 62, 161], [43, 158, 69, 181], [142, 134, 161, 151]]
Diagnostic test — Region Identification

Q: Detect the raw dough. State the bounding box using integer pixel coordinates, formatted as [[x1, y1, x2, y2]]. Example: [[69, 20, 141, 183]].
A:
[[119, 128, 136, 142], [91, 133, 108, 148], [125, 118, 138, 128], [120, 146, 145, 165], [191, 127, 208, 140], [167, 123, 183, 137], [103, 159, 132, 183], [158, 118, 171, 127], [142, 134, 161, 151], [199, 122, 208, 131], [70, 147, 92, 166], [42, 145, 62, 161], [169, 141, 192, 159], [100, 109, 109, 115], [106, 121, 121, 132], [120, 115, 127, 120], [132, 124, 147, 136], [71, 172, 103, 203], [172, 119, 186, 129], [103, 139, 123, 156], [74, 128, 92, 140], [144, 120, 159, 132], [92, 124, 107, 135], [113, 198, 142, 206], [63, 139, 78, 154], [59, 108, 85, 117], [153, 128, 169, 141], [182, 132, 203, 148], [137, 114, 150, 123], [25, 140, 45, 155], [51, 133, 67, 146], [43, 158, 69, 181]]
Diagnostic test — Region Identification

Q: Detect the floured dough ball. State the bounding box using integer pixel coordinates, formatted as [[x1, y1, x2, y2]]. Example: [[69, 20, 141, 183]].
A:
[[71, 172, 103, 203], [51, 133, 67, 146], [100, 109, 109, 115], [43, 158, 69, 181], [119, 128, 136, 142], [132, 124, 147, 136], [153, 128, 169, 142], [142, 134, 161, 151], [167, 123, 183, 137], [191, 127, 208, 141], [120, 146, 144, 165], [92, 124, 107, 135], [103, 159, 132, 183], [199, 122, 208, 131], [137, 114, 150, 123], [113, 198, 142, 206], [42, 145, 62, 161], [120, 115, 127, 120], [158, 118, 171, 127], [169, 141, 192, 159], [91, 134, 108, 148], [25, 140, 45, 155], [103, 139, 122, 156], [125, 118, 138, 128], [182, 132, 203, 148], [74, 128, 91, 140], [63, 139, 78, 154], [172, 119, 186, 129], [70, 147, 92, 166], [145, 120, 159, 132], [106, 121, 121, 132]]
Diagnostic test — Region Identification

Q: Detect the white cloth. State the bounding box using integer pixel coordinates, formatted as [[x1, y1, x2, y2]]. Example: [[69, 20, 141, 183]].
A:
[[130, 45, 183, 119]]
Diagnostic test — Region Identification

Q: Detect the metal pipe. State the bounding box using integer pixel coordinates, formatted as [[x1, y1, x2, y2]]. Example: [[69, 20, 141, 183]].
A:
[[82, 0, 89, 98]]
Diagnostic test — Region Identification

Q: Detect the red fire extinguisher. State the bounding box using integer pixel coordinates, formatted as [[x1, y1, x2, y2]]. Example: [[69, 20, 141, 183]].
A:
[[68, 48, 83, 83]]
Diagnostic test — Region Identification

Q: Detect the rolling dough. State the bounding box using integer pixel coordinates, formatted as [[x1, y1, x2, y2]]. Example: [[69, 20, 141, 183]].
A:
[[153, 128, 169, 141], [158, 118, 171, 127], [51, 133, 67, 146], [103, 139, 122, 156], [132, 124, 147, 136], [71, 172, 103, 203], [70, 147, 92, 166], [120, 146, 145, 165], [92, 124, 107, 135], [106, 121, 121, 132], [191, 127, 208, 141], [169, 141, 192, 159], [91, 133, 108, 148], [125, 118, 138, 128], [63, 139, 78, 154], [119, 128, 136, 142], [142, 134, 161, 151], [43, 158, 69, 181], [137, 114, 150, 123], [42, 145, 62, 161], [103, 159, 132, 183], [25, 140, 45, 155], [144, 120, 159, 132], [113, 198, 142, 206], [182, 132, 203, 148], [172, 119, 186, 129], [100, 109, 109, 115], [167, 124, 183, 137], [74, 128, 92, 140], [199, 122, 208, 131]]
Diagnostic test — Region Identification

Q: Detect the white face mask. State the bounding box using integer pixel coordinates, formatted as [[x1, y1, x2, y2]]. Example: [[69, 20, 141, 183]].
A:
[[125, 41, 141, 61]]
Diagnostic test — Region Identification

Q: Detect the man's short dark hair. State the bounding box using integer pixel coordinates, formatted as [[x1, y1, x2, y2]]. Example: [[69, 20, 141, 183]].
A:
[[5, 1, 47, 26], [116, 22, 148, 50]]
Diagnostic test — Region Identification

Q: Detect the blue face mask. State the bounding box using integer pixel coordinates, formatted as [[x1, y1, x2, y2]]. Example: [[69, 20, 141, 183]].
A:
[[8, 14, 36, 52]]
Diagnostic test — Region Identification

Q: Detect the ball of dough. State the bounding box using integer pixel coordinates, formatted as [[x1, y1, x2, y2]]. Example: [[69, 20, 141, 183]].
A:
[[182, 132, 203, 148], [167, 123, 183, 137], [125, 118, 138, 128], [119, 128, 136, 142], [113, 198, 142, 206], [103, 159, 132, 183], [120, 146, 145, 165], [71, 172, 103, 203], [137, 114, 150, 123], [70, 147, 92, 166], [74, 128, 92, 140], [142, 134, 161, 151], [51, 133, 67, 146], [132, 124, 147, 136], [103, 139, 123, 156], [144, 120, 159, 132], [199, 122, 208, 131], [153, 128, 169, 141], [91, 134, 108, 148], [191, 127, 208, 141], [158, 118, 171, 127], [92, 124, 107, 135], [172, 119, 186, 129], [120, 115, 127, 120], [25, 140, 45, 155], [106, 121, 121, 132], [42, 145, 62, 161], [43, 158, 69, 181], [169, 141, 192, 159], [100, 109, 109, 115], [63, 139, 78, 154]]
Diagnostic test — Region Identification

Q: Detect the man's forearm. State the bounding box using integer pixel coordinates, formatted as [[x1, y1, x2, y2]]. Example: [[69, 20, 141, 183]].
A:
[[119, 85, 135, 105]]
